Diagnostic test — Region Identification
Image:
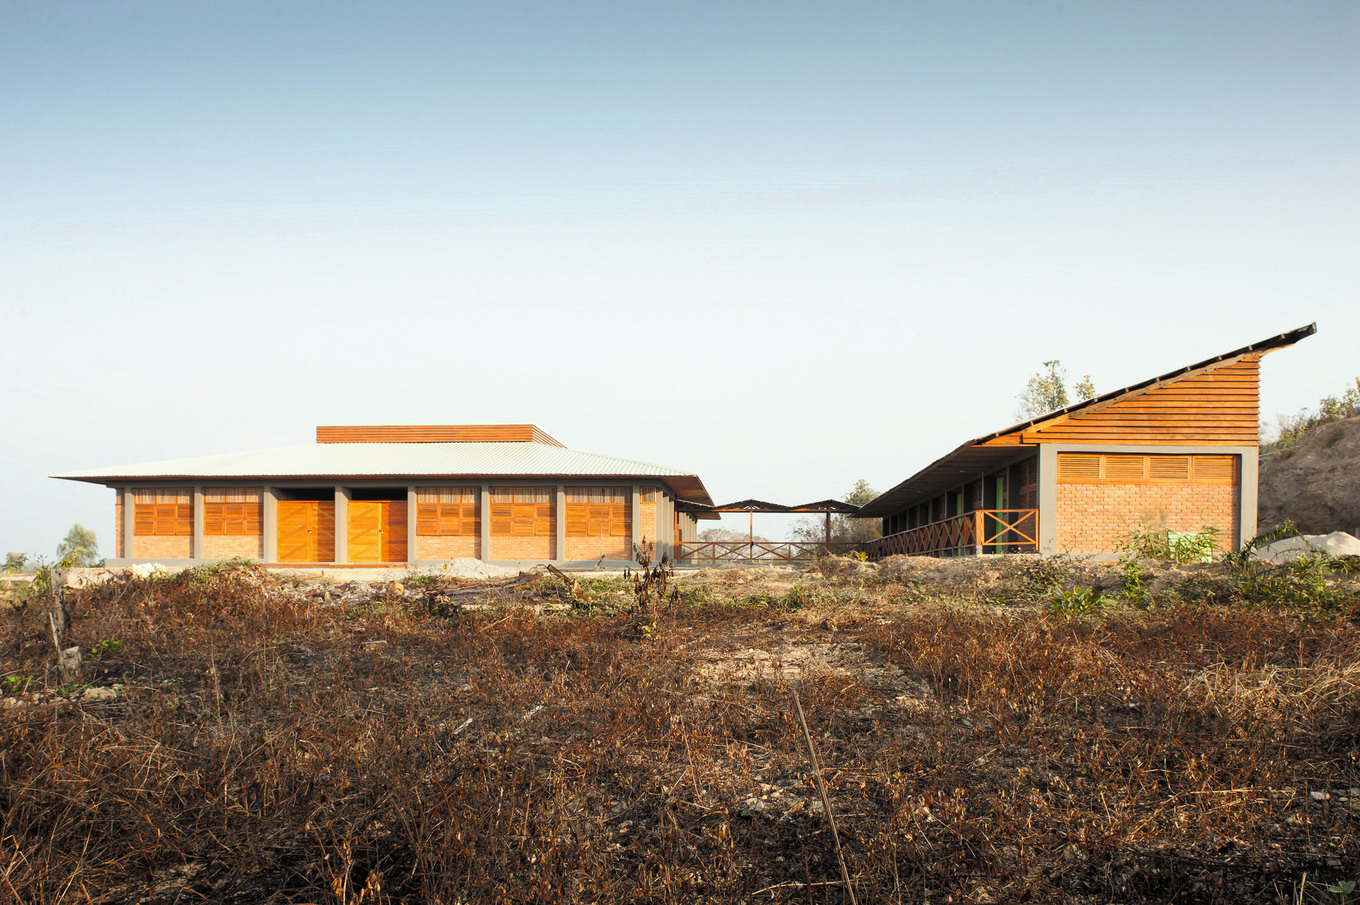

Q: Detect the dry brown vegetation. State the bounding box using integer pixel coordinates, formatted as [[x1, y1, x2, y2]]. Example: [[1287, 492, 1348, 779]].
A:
[[2, 557, 1358, 904]]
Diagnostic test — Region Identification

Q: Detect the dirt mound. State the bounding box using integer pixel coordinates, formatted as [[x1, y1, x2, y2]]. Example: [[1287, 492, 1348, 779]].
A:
[[1260, 414, 1360, 535]]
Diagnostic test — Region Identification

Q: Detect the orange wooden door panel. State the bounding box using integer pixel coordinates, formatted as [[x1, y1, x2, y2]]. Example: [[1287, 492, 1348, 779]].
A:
[[278, 501, 336, 562], [348, 502, 382, 562], [277, 501, 315, 562], [384, 501, 408, 562], [315, 502, 336, 562], [347, 501, 406, 562]]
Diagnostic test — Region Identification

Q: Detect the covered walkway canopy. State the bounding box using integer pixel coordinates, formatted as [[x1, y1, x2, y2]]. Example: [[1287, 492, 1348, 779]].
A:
[[677, 498, 860, 543]]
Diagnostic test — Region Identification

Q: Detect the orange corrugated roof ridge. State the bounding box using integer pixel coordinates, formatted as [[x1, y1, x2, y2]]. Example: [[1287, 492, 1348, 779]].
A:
[[315, 425, 565, 447]]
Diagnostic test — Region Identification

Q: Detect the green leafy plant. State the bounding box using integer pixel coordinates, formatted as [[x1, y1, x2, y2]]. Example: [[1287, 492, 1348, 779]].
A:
[[4, 675, 33, 694], [1328, 880, 1358, 904], [1119, 522, 1220, 563], [91, 639, 121, 659], [1049, 586, 1109, 619], [1118, 555, 1151, 606]]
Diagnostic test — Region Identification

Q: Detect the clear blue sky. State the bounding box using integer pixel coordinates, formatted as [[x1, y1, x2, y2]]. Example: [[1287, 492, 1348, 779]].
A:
[[2, 0, 1357, 557]]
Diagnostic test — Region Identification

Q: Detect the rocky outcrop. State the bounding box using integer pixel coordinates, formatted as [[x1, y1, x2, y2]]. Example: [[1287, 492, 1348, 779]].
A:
[[1258, 415, 1360, 536]]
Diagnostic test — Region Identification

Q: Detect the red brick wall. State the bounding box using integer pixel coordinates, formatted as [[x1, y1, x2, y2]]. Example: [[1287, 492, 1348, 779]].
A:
[[1055, 483, 1239, 554], [565, 536, 629, 561], [639, 501, 657, 546], [417, 535, 480, 560], [133, 534, 193, 560], [489, 535, 555, 561], [203, 535, 263, 560]]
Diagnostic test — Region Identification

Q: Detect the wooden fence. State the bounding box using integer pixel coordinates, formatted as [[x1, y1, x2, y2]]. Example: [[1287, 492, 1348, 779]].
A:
[[675, 541, 865, 565], [866, 509, 1038, 559]]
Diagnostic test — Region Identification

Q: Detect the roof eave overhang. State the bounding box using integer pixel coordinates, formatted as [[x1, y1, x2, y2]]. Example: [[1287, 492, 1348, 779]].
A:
[[53, 472, 716, 508], [854, 441, 1037, 519]]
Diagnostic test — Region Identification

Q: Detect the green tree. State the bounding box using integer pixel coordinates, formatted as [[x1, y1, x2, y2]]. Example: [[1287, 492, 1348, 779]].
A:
[[55, 524, 99, 567], [792, 479, 881, 545], [1016, 361, 1096, 421], [4, 552, 27, 574]]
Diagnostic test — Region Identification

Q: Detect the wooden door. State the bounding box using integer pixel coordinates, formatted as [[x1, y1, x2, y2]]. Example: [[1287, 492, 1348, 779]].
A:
[[277, 501, 336, 562], [348, 501, 408, 562], [384, 501, 408, 562], [349, 502, 383, 562]]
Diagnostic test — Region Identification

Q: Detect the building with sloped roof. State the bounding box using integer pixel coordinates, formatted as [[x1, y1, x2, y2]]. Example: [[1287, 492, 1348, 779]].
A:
[[855, 325, 1316, 559], [53, 425, 714, 568]]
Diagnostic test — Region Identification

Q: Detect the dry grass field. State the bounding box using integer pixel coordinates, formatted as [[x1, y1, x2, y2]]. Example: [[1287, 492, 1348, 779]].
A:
[[2, 555, 1358, 904]]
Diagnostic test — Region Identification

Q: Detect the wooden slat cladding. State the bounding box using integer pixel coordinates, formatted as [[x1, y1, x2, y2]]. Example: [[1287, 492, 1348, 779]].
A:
[[1057, 453, 1238, 486], [316, 425, 565, 447], [490, 487, 554, 537], [565, 487, 630, 538], [1020, 358, 1261, 446]]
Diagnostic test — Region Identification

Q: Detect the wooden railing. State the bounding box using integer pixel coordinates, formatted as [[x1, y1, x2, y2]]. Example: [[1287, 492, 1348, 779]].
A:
[[676, 541, 865, 564], [866, 509, 1038, 560]]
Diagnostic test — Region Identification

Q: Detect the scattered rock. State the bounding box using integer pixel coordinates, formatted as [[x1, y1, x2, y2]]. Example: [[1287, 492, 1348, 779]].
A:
[[1256, 531, 1360, 563]]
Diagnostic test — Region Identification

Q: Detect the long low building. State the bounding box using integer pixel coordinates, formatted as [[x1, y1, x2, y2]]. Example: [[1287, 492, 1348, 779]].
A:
[[53, 425, 715, 568], [855, 325, 1316, 559]]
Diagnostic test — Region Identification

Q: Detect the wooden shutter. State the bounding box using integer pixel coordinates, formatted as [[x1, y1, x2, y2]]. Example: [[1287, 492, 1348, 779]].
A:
[[1057, 454, 1101, 483], [132, 488, 193, 536], [565, 487, 629, 537], [491, 488, 553, 536], [1104, 455, 1147, 482], [1191, 455, 1237, 485], [1017, 459, 1038, 509], [1149, 456, 1191, 482]]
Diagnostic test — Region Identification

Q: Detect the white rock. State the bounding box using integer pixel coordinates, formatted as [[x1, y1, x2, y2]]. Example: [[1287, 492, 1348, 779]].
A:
[[1255, 532, 1360, 563]]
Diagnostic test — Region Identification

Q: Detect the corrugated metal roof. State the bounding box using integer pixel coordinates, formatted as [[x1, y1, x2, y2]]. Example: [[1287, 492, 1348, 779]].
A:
[[52, 441, 715, 506]]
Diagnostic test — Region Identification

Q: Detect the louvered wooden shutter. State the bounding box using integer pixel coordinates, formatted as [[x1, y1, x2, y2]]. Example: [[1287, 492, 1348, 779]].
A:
[[1104, 455, 1147, 482], [1191, 455, 1236, 485], [1149, 456, 1191, 482], [1057, 454, 1101, 483]]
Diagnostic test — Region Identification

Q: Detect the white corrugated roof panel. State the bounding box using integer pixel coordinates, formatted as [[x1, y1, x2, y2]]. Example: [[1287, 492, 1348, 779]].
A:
[[52, 441, 714, 505]]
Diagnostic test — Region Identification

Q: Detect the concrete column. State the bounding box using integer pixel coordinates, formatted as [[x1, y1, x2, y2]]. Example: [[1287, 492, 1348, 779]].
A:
[[262, 487, 278, 563], [658, 492, 672, 562], [555, 485, 566, 564], [122, 487, 136, 561], [1038, 445, 1060, 555], [630, 484, 642, 563], [334, 487, 350, 563], [406, 486, 418, 565], [192, 486, 204, 561], [1238, 452, 1259, 548], [479, 486, 491, 561]]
